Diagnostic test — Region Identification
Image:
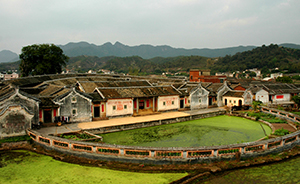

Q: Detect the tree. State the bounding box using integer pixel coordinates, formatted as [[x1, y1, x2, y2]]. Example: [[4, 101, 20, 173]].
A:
[[19, 44, 69, 77], [276, 76, 293, 83], [252, 101, 262, 111], [292, 95, 300, 109]]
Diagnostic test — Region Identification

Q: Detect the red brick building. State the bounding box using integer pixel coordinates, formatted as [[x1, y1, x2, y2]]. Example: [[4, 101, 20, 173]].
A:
[[189, 69, 226, 83]]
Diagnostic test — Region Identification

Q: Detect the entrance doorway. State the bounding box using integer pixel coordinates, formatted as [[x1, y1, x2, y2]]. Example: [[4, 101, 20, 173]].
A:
[[94, 106, 100, 118], [43, 109, 52, 123], [238, 100, 242, 106], [180, 99, 184, 108], [225, 99, 227, 106], [139, 101, 144, 109], [209, 98, 213, 106]]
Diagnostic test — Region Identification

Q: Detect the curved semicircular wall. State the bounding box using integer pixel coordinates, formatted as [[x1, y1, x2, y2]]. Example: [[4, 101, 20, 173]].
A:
[[27, 107, 300, 164]]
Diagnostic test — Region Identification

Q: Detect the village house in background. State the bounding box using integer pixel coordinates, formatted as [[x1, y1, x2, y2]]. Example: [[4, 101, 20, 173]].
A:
[[1, 69, 300, 138], [189, 69, 227, 83]]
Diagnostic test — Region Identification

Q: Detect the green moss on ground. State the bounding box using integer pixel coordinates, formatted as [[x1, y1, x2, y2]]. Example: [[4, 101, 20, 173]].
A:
[[99, 116, 272, 147], [203, 157, 300, 184], [0, 150, 187, 184]]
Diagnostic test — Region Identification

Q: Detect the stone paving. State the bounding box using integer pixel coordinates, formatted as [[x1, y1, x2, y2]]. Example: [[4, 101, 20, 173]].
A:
[[36, 108, 225, 135]]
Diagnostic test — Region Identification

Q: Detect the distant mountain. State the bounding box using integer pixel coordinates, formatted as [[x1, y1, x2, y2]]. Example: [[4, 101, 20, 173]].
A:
[[0, 50, 18, 63], [279, 43, 300, 50], [59, 41, 258, 59], [1, 42, 299, 63]]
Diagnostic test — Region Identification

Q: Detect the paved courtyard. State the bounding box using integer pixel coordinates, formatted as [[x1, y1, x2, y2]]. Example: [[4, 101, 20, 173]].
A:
[[36, 108, 225, 135]]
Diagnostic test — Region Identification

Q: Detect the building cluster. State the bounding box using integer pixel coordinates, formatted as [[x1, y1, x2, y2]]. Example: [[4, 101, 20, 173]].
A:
[[0, 71, 19, 81], [1, 72, 300, 138]]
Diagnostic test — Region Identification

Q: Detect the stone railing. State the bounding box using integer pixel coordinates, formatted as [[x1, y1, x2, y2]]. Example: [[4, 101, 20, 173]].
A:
[[261, 106, 300, 130], [27, 109, 300, 164]]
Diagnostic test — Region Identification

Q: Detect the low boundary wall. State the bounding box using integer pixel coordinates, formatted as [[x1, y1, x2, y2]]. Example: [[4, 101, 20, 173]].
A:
[[261, 107, 300, 130], [27, 109, 300, 164]]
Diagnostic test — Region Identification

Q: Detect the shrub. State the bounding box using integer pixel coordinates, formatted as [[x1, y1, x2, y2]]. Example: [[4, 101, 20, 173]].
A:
[[273, 128, 290, 136]]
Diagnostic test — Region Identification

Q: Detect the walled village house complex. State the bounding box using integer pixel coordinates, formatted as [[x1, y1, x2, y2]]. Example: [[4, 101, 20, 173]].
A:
[[1, 70, 300, 138]]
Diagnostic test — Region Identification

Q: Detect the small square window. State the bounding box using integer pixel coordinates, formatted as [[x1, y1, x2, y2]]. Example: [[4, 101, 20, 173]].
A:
[[72, 109, 77, 116], [234, 101, 236, 104], [229, 100, 232, 103], [188, 100, 190, 103], [124, 105, 127, 109], [113, 106, 116, 110], [71, 96, 77, 103], [163, 102, 166, 106]]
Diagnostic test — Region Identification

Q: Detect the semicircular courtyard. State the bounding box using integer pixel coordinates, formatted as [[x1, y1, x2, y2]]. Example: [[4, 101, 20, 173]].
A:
[[98, 116, 272, 148]]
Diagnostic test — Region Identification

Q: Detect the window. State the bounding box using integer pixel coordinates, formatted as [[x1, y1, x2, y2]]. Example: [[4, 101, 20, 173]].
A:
[[163, 102, 166, 106], [71, 96, 77, 103], [72, 109, 77, 116], [113, 106, 116, 110], [199, 99, 201, 103], [124, 105, 127, 109], [172, 101, 174, 105], [188, 100, 190, 103], [229, 100, 232, 103], [234, 100, 236, 104]]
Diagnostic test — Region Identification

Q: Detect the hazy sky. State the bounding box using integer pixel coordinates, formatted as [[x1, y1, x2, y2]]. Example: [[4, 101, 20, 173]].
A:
[[1, 0, 299, 53]]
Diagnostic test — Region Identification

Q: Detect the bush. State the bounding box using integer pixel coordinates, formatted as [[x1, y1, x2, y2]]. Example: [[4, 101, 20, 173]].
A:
[[273, 128, 290, 136]]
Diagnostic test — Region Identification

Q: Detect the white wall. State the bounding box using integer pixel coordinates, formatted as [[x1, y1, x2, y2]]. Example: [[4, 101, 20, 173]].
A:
[[223, 97, 244, 106], [256, 89, 269, 104], [273, 94, 290, 103], [157, 96, 179, 111], [106, 99, 133, 117]]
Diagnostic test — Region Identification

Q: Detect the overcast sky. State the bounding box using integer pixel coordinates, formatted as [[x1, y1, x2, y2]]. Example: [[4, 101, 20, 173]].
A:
[[1, 0, 299, 54]]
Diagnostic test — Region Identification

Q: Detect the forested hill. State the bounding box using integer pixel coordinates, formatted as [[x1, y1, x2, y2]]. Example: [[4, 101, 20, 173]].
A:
[[101, 56, 210, 75], [211, 44, 300, 73], [1, 44, 300, 76]]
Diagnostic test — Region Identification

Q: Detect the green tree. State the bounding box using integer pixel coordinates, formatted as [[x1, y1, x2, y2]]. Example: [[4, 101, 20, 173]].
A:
[[292, 95, 300, 109], [252, 101, 262, 111], [276, 76, 293, 83], [19, 44, 69, 77]]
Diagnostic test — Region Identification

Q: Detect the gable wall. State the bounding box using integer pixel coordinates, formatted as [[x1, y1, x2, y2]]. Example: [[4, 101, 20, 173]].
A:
[[59, 92, 92, 122], [256, 90, 269, 104]]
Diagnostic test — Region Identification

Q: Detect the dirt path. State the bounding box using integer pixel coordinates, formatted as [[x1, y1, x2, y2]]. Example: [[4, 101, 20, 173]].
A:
[[272, 123, 297, 132]]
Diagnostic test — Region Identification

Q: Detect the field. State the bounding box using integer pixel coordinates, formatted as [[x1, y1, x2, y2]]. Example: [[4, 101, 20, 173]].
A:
[[0, 150, 187, 184], [99, 115, 272, 147], [203, 157, 300, 184]]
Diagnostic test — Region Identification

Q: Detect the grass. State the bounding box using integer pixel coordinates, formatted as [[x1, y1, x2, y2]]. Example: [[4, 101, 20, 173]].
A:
[[99, 116, 272, 147], [203, 157, 300, 184], [247, 112, 287, 123], [0, 150, 187, 184], [59, 133, 95, 141], [292, 111, 300, 116], [0, 135, 31, 144]]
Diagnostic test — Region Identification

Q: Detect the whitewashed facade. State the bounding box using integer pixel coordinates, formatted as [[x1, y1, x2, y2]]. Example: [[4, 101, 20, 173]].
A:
[[190, 85, 209, 109], [255, 89, 269, 104], [106, 99, 133, 117], [157, 95, 179, 111]]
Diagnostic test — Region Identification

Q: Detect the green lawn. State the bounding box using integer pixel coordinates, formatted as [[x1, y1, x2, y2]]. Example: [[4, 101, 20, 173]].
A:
[[99, 115, 272, 147], [0, 150, 187, 184], [203, 157, 300, 184]]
